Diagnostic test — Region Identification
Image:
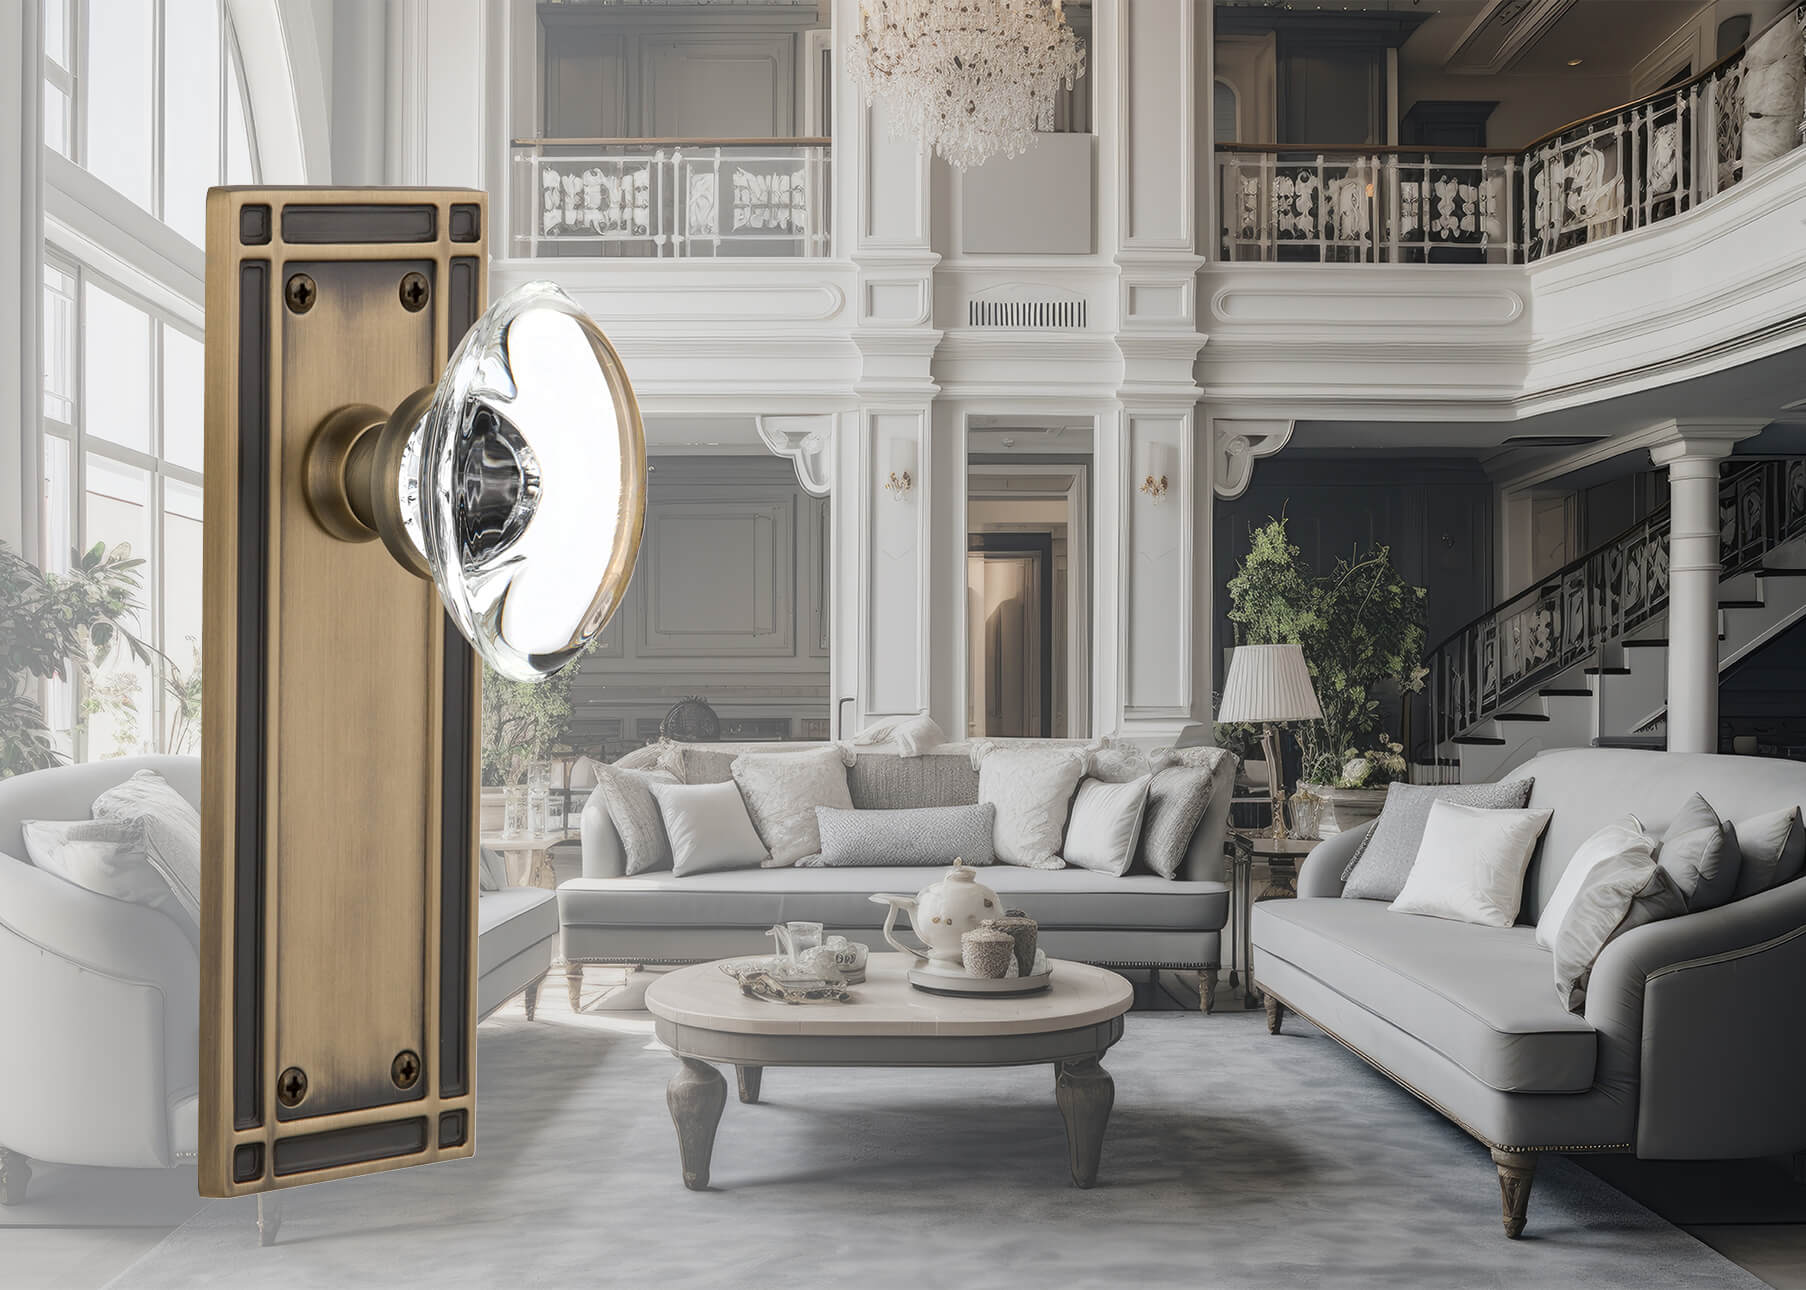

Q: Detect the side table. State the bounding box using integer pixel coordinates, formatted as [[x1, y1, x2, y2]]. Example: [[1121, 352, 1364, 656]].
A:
[[480, 832, 562, 890], [1228, 833, 1321, 1009]]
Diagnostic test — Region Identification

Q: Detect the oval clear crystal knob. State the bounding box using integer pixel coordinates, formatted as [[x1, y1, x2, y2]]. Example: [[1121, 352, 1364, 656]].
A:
[[304, 281, 647, 682]]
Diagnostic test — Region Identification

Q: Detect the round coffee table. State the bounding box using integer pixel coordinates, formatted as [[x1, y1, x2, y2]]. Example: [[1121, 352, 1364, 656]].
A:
[[645, 953, 1133, 1190]]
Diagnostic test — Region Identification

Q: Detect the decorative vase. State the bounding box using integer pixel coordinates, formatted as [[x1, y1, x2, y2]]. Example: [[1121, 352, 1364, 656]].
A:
[[1299, 784, 1388, 836], [1287, 787, 1324, 841]]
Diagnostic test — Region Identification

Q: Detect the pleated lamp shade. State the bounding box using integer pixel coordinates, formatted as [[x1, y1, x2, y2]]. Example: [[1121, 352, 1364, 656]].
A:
[[1217, 644, 1323, 724]]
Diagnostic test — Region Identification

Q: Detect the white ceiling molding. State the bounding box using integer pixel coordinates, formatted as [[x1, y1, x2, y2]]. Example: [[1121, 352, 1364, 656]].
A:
[[756, 414, 835, 495], [1213, 418, 1293, 499], [1446, 0, 1579, 75]]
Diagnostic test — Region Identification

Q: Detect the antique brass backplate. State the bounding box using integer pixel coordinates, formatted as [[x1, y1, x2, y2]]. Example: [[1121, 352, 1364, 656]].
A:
[[199, 189, 487, 1197]]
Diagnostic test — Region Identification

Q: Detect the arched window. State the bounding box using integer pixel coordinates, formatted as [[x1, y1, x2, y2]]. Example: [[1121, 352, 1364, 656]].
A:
[[36, 0, 270, 759], [1214, 80, 1240, 145]]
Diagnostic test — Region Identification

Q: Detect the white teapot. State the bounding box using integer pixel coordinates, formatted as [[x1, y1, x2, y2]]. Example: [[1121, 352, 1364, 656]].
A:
[[869, 860, 1005, 977]]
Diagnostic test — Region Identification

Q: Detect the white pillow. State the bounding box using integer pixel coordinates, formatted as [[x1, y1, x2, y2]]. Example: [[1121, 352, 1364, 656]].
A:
[[1535, 816, 1655, 951], [849, 714, 947, 758], [91, 769, 202, 927], [1389, 800, 1554, 928], [971, 741, 1089, 870], [23, 817, 200, 950], [731, 744, 854, 868], [1062, 776, 1153, 876], [648, 780, 769, 877]]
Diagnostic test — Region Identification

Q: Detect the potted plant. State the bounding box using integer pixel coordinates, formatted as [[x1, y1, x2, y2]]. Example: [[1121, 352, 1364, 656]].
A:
[[1225, 517, 1427, 834], [0, 540, 158, 777]]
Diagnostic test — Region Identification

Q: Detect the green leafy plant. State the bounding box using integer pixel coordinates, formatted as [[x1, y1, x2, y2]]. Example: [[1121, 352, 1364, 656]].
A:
[[1225, 517, 1428, 787], [0, 539, 157, 777], [161, 641, 203, 756], [480, 639, 597, 786]]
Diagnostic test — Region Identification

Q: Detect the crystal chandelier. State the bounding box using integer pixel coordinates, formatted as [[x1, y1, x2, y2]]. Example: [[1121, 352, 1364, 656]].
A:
[[846, 0, 1086, 170]]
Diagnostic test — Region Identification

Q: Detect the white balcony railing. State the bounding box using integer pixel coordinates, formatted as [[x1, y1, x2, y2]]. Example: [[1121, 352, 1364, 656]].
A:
[[510, 138, 832, 259], [1217, 2, 1802, 265]]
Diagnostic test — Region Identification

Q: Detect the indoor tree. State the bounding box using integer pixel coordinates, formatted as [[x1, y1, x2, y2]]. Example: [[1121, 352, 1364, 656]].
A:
[[1225, 516, 1428, 787]]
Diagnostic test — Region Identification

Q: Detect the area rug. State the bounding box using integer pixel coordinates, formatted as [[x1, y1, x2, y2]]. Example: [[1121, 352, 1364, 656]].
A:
[[102, 1008, 1761, 1290]]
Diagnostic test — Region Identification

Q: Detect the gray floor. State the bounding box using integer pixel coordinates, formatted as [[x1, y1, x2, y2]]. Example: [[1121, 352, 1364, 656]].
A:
[[6, 970, 1792, 1290]]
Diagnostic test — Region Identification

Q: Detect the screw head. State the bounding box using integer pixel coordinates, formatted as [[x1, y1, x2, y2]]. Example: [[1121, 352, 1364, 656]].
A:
[[276, 1066, 308, 1107], [399, 272, 429, 312], [391, 1049, 422, 1090], [284, 273, 317, 314]]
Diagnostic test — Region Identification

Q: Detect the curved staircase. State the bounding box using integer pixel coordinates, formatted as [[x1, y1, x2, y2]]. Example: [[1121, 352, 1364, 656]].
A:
[[1429, 460, 1806, 782]]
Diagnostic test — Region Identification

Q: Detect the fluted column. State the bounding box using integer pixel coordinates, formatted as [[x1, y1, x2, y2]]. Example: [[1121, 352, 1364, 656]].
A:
[[1648, 421, 1764, 753]]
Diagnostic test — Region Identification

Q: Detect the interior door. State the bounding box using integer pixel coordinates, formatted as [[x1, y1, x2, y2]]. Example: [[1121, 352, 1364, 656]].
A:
[[966, 536, 1054, 738]]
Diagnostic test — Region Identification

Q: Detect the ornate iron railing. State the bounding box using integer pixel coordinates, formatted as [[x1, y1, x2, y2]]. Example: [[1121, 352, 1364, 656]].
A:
[[1429, 459, 1806, 751], [509, 138, 832, 259], [1217, 2, 1802, 265]]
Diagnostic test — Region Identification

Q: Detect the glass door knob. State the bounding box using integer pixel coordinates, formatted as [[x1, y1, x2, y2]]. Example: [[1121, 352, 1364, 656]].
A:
[[305, 281, 647, 682]]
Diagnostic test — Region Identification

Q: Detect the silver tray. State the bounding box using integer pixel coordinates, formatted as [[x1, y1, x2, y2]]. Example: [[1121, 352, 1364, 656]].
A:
[[907, 966, 1054, 997]]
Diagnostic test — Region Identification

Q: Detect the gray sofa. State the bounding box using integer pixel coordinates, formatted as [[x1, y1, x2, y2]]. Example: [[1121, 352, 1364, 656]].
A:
[[0, 755, 556, 1205], [560, 740, 1236, 1009], [1252, 747, 1806, 1238]]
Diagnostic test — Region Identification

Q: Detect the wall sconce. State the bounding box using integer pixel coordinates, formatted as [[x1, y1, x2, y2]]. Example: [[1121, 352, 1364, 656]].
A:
[[199, 189, 645, 1200], [1139, 443, 1171, 503], [884, 438, 915, 499]]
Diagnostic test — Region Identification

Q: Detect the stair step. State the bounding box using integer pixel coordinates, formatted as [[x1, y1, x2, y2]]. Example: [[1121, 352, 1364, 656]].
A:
[[1584, 666, 1633, 675], [1495, 712, 1551, 722], [1757, 567, 1806, 577], [1624, 638, 1667, 648], [1539, 687, 1593, 697], [1454, 735, 1508, 746], [1718, 599, 1765, 609], [1592, 735, 1666, 750]]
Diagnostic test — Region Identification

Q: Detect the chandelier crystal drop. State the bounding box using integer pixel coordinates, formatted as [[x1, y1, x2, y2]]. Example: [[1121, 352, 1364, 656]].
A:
[[846, 0, 1086, 171]]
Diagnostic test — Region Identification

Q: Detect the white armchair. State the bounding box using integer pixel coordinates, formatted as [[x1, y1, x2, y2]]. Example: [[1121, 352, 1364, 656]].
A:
[[0, 756, 202, 1204]]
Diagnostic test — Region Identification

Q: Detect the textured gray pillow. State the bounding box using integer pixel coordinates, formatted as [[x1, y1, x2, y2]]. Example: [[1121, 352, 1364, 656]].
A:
[[91, 769, 201, 927], [1340, 778, 1535, 902], [1734, 805, 1806, 897], [1655, 794, 1741, 911], [1553, 848, 1687, 1013], [593, 763, 680, 876], [1135, 766, 1217, 880], [22, 816, 200, 950], [478, 846, 509, 892], [802, 804, 996, 867]]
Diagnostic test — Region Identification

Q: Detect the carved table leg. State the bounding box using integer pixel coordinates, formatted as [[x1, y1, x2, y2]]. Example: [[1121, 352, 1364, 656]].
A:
[[257, 1193, 282, 1247], [667, 1058, 728, 1190], [565, 962, 585, 1014], [735, 1065, 763, 1104], [1263, 993, 1285, 1035], [1491, 1148, 1538, 1239], [522, 972, 544, 1021], [1054, 1055, 1115, 1189], [0, 1148, 31, 1206], [1199, 968, 1219, 1015]]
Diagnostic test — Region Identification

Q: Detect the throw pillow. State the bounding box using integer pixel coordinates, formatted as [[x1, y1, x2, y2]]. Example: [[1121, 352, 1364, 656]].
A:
[[732, 744, 855, 867], [1135, 765, 1218, 880], [1731, 805, 1804, 898], [90, 769, 202, 927], [1552, 850, 1688, 1013], [1149, 745, 1235, 776], [1655, 793, 1742, 911], [22, 817, 200, 949], [592, 763, 681, 876], [970, 741, 1089, 870], [647, 780, 768, 877], [1062, 776, 1153, 876], [1341, 778, 1535, 902], [1088, 740, 1154, 784], [1535, 816, 1655, 951], [478, 846, 509, 892], [803, 804, 996, 867], [849, 714, 948, 758], [1388, 800, 1554, 927]]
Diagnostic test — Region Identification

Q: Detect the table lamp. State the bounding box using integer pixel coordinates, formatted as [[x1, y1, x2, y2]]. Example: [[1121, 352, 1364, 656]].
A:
[[1218, 643, 1323, 841]]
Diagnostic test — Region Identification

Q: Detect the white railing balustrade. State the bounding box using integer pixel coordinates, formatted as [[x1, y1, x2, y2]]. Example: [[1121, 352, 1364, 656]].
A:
[[510, 139, 832, 259], [1217, 1, 1801, 265]]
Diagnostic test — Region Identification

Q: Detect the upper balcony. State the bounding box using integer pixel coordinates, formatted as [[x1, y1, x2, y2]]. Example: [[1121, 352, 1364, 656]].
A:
[[510, 137, 833, 260]]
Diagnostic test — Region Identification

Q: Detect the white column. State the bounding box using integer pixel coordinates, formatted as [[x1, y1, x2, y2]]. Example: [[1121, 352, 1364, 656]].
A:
[[0, 0, 40, 557], [1648, 420, 1765, 753], [1107, 0, 1210, 744]]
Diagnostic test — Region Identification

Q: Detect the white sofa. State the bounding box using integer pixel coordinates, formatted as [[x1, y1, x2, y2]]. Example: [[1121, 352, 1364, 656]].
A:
[[0, 755, 557, 1205], [559, 740, 1237, 1010]]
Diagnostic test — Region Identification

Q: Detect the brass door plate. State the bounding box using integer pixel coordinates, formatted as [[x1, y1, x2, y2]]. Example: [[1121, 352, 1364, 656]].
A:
[[199, 189, 486, 1197]]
